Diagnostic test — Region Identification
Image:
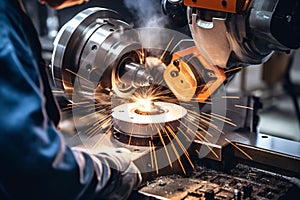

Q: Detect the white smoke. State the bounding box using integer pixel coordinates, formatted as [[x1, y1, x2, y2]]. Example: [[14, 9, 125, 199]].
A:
[[123, 0, 167, 28], [123, 0, 170, 50]]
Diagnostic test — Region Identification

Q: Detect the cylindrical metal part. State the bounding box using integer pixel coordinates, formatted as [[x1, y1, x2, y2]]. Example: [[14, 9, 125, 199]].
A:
[[51, 7, 142, 101], [118, 63, 154, 88], [112, 102, 187, 137]]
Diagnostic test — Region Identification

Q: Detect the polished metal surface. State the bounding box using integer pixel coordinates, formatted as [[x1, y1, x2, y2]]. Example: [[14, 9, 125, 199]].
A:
[[190, 132, 300, 176], [112, 102, 187, 136], [230, 132, 300, 176], [51, 7, 139, 100], [187, 0, 297, 69]]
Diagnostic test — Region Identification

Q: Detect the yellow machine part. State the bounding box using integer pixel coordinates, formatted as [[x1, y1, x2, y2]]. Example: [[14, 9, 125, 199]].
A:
[[164, 47, 226, 103]]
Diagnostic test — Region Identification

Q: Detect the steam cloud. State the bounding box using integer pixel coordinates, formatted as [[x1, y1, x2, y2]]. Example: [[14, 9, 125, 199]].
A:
[[123, 0, 171, 51], [123, 0, 167, 28]]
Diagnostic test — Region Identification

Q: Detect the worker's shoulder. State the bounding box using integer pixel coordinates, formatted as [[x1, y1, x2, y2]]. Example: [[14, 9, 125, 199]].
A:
[[0, 1, 27, 54], [0, 0, 12, 8], [0, 0, 24, 35], [0, 0, 21, 16], [0, 0, 21, 21]]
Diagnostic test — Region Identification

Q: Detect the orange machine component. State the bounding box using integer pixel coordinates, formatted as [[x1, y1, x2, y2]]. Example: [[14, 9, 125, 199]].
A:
[[164, 46, 226, 103], [184, 0, 251, 13]]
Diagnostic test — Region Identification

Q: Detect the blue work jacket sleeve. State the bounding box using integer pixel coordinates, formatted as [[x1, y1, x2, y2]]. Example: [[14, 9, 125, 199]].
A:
[[0, 1, 141, 199]]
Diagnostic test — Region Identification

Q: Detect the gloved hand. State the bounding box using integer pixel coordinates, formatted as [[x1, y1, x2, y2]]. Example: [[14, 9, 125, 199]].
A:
[[95, 147, 143, 190], [72, 146, 142, 200]]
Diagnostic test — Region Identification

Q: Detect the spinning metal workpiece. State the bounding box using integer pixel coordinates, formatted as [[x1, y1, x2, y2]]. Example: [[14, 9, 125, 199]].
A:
[[51, 7, 300, 189]]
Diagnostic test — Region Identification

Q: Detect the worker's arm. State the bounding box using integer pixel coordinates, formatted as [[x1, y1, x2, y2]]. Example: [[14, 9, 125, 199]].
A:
[[0, 2, 140, 199]]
